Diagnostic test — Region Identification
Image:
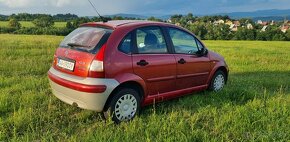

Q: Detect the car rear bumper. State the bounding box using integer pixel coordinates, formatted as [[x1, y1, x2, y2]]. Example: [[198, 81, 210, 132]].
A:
[[48, 67, 119, 112]]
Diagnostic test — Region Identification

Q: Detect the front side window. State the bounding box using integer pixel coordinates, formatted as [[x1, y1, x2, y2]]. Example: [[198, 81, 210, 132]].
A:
[[196, 39, 204, 49], [169, 28, 199, 54], [136, 27, 168, 54]]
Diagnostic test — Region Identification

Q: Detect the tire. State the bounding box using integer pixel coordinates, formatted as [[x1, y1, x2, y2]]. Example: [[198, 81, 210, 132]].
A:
[[103, 88, 141, 124], [209, 70, 226, 91]]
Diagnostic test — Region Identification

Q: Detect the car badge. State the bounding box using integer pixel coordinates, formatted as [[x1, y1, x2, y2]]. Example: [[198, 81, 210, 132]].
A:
[[65, 50, 69, 57]]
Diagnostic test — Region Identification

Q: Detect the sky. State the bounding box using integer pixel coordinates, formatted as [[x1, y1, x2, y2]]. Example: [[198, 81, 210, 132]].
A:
[[0, 0, 290, 16]]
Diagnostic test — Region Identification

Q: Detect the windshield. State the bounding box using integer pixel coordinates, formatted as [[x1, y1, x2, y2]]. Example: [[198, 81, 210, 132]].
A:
[[60, 27, 112, 54]]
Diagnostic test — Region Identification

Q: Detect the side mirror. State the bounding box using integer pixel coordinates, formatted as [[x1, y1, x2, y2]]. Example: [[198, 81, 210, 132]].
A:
[[196, 48, 208, 57], [203, 48, 208, 55]]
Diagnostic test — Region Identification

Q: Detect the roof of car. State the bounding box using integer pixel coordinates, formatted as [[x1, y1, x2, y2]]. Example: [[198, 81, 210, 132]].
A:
[[80, 20, 171, 29]]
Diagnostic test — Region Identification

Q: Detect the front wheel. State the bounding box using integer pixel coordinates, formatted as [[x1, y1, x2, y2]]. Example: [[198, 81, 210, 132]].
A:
[[209, 70, 226, 91], [103, 88, 140, 123]]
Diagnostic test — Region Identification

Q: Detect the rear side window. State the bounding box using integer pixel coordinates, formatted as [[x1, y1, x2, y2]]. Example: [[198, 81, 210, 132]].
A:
[[60, 27, 112, 54], [136, 27, 168, 54], [119, 33, 132, 54]]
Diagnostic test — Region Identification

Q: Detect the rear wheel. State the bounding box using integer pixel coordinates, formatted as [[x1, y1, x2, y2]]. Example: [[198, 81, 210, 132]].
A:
[[209, 70, 226, 91], [103, 88, 140, 123]]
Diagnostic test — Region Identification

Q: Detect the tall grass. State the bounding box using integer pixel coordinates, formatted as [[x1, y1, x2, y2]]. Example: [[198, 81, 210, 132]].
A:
[[0, 34, 289, 141], [0, 21, 66, 28]]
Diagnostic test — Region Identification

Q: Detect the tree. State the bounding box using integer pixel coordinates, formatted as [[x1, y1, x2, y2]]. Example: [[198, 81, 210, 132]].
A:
[[233, 28, 256, 40], [215, 24, 231, 40], [205, 24, 232, 40], [66, 22, 74, 29], [71, 17, 91, 28], [170, 14, 183, 24], [239, 18, 254, 26], [8, 18, 21, 29], [286, 30, 290, 41], [147, 16, 162, 22], [32, 16, 54, 28], [189, 22, 207, 39], [112, 16, 124, 20]]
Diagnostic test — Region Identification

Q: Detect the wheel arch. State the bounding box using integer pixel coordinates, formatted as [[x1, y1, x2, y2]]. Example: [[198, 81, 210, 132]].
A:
[[207, 65, 229, 85], [103, 80, 145, 111]]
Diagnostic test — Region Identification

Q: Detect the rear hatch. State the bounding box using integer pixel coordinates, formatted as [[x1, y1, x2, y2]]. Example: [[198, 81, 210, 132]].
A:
[[53, 27, 112, 77]]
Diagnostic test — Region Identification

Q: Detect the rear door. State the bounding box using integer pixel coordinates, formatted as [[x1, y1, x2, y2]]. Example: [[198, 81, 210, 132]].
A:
[[132, 26, 176, 96], [167, 27, 211, 90]]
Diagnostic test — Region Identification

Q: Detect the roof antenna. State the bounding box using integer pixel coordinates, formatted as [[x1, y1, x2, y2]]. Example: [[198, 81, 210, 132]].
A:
[[87, 0, 108, 22]]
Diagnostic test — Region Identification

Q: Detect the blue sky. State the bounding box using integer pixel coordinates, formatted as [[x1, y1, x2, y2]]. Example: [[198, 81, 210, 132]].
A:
[[0, 0, 290, 16]]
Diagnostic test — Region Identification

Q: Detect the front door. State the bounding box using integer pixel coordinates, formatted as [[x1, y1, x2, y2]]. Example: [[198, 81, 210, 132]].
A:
[[168, 27, 211, 90], [132, 26, 176, 96]]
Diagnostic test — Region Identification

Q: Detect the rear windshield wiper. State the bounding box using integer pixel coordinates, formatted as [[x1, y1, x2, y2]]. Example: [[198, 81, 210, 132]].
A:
[[67, 43, 91, 48]]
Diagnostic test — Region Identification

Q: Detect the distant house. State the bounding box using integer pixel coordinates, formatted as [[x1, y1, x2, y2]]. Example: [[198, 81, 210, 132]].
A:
[[230, 24, 238, 31], [167, 19, 172, 23], [187, 20, 193, 24], [175, 22, 181, 26], [213, 19, 225, 25], [261, 22, 268, 26], [281, 25, 289, 33], [285, 20, 290, 25], [261, 25, 268, 32], [247, 23, 253, 29], [233, 21, 241, 26], [270, 20, 275, 25], [225, 20, 233, 26], [257, 20, 263, 24]]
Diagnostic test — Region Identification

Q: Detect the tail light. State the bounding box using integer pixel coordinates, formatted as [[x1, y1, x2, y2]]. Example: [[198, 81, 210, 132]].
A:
[[88, 43, 106, 78]]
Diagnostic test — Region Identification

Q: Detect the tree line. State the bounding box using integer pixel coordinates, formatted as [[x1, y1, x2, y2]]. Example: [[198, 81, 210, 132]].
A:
[[167, 14, 290, 41], [0, 13, 290, 41]]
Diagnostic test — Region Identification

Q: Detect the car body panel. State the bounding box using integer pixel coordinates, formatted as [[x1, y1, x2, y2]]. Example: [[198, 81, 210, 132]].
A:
[[132, 54, 176, 96], [53, 48, 95, 77], [48, 67, 119, 111], [48, 20, 229, 112], [173, 54, 212, 90]]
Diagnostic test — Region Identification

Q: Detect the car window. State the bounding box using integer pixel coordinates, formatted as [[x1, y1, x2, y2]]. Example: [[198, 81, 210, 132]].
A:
[[119, 33, 132, 54], [169, 28, 199, 54], [59, 27, 112, 54], [196, 39, 204, 49], [136, 27, 168, 54]]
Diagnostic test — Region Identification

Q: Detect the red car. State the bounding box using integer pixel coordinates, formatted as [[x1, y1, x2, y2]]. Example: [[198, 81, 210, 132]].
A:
[[48, 20, 229, 123]]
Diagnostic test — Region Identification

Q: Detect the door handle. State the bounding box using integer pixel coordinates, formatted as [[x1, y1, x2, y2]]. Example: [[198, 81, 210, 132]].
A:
[[178, 58, 186, 64], [137, 60, 149, 66]]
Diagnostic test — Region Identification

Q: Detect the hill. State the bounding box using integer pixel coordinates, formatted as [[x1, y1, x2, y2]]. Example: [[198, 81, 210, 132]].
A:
[[225, 9, 290, 19]]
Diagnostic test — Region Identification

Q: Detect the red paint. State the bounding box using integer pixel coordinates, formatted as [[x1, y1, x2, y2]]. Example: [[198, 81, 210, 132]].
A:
[[142, 85, 207, 106], [49, 20, 229, 109], [48, 71, 106, 93], [132, 54, 176, 96], [53, 48, 95, 77]]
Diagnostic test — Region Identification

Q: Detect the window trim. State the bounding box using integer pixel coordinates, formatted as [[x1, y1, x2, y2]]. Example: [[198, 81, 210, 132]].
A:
[[132, 26, 171, 55]]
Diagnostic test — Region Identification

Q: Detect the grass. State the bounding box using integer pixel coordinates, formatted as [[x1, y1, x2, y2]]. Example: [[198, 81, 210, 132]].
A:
[[0, 34, 289, 141], [0, 21, 66, 28]]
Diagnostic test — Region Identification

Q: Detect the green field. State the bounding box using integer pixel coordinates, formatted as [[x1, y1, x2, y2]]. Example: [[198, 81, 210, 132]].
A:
[[0, 34, 289, 141], [0, 21, 66, 28]]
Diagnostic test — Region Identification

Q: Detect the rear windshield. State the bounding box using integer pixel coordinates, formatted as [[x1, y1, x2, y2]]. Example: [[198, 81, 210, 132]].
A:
[[59, 27, 112, 54]]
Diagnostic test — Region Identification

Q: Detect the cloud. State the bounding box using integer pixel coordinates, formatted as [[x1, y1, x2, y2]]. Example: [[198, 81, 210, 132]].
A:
[[0, 0, 73, 8], [51, 0, 72, 7], [0, 0, 37, 8], [0, 0, 290, 16]]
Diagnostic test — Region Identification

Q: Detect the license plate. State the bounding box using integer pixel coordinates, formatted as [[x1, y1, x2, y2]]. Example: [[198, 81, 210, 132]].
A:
[[57, 58, 75, 71]]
